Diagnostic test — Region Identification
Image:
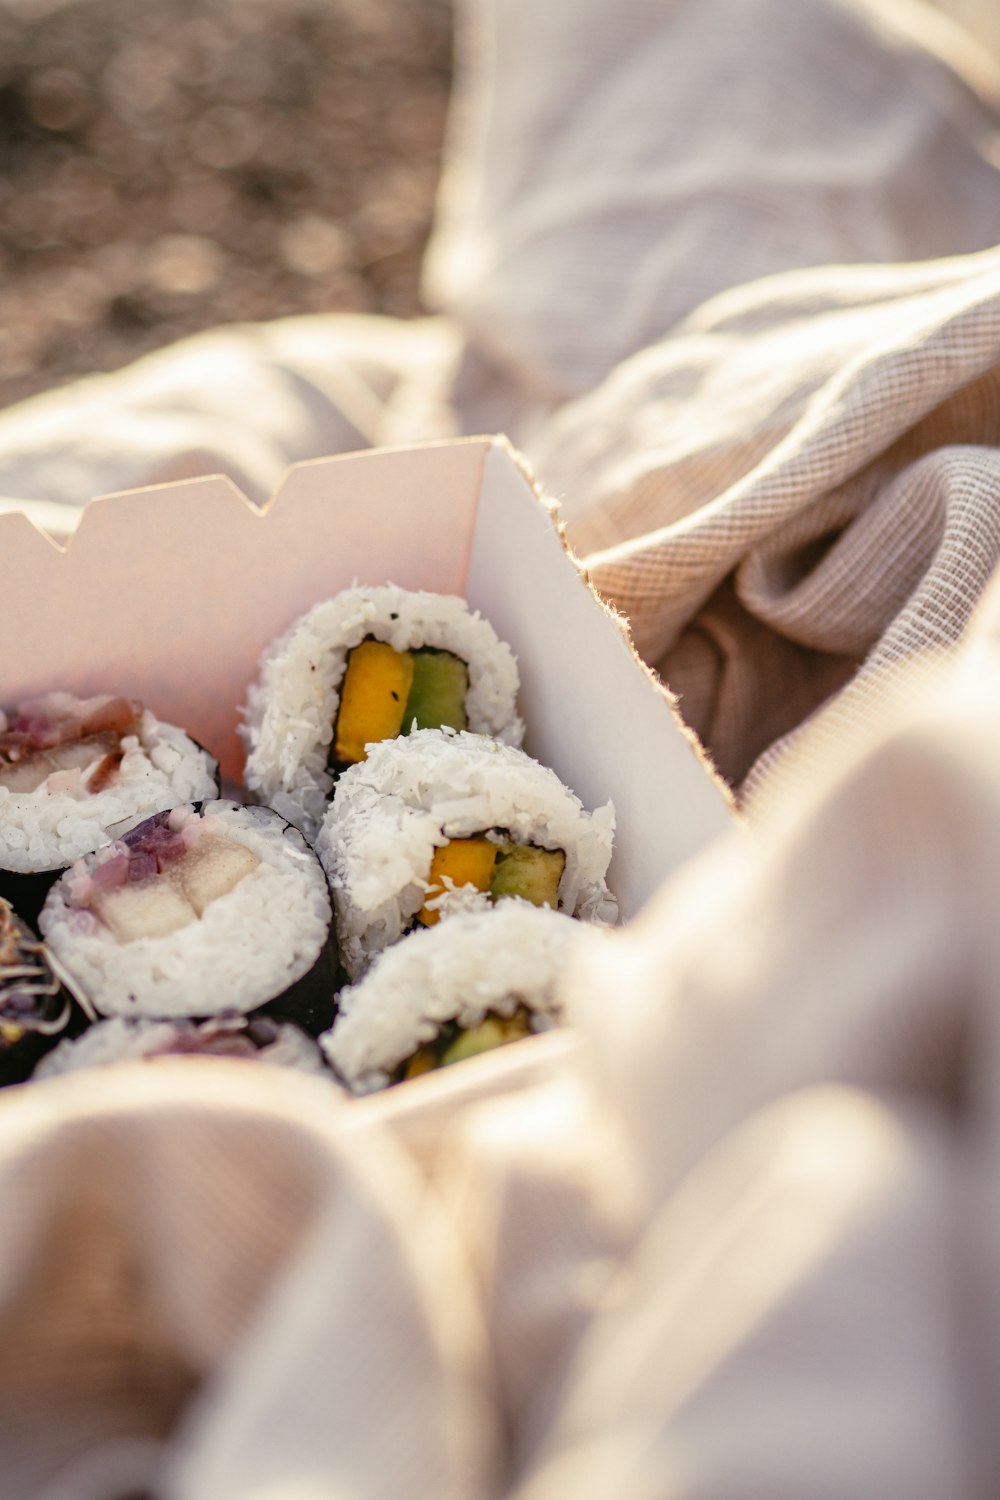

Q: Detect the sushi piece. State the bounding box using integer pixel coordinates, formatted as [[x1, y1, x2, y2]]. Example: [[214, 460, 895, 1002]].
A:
[[39, 800, 335, 1023], [0, 897, 72, 1085], [316, 727, 617, 979], [321, 902, 584, 1094], [241, 585, 524, 841], [0, 691, 218, 922], [33, 1014, 330, 1081]]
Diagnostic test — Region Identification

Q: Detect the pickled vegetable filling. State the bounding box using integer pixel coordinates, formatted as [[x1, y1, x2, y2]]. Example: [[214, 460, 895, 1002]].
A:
[[418, 837, 566, 925], [332, 640, 469, 766], [0, 694, 141, 794], [0, 898, 65, 1043], [145, 1017, 286, 1061], [396, 1006, 534, 1082], [69, 809, 260, 943]]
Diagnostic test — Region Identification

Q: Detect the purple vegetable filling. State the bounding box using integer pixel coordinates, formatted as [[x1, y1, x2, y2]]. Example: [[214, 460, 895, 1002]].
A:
[[145, 1016, 283, 1061], [71, 806, 208, 908], [122, 809, 191, 866]]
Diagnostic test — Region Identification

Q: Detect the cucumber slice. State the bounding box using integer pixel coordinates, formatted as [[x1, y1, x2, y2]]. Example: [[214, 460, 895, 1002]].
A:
[[438, 1010, 532, 1067], [403, 649, 469, 732]]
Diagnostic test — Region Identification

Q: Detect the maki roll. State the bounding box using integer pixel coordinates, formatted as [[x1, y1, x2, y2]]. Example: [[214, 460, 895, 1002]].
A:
[[34, 1014, 330, 1081], [0, 691, 218, 921], [316, 728, 617, 978], [0, 897, 72, 1085], [241, 585, 524, 840], [322, 902, 583, 1094], [39, 801, 335, 1024]]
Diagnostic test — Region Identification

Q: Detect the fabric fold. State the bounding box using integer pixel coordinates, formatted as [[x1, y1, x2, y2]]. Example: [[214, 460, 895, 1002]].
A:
[[0, 1064, 499, 1500]]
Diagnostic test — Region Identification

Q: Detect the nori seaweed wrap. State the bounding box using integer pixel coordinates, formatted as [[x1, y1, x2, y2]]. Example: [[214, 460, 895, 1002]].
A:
[[0, 691, 218, 924], [242, 585, 524, 840], [38, 801, 337, 1028]]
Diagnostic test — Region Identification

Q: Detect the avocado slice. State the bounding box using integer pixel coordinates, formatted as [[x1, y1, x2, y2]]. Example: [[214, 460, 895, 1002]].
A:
[[438, 1009, 532, 1067], [402, 649, 469, 733], [395, 1006, 534, 1083], [490, 843, 565, 908]]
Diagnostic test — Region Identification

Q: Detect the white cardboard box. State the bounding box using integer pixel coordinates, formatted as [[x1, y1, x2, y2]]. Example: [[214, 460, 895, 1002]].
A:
[[0, 435, 732, 921]]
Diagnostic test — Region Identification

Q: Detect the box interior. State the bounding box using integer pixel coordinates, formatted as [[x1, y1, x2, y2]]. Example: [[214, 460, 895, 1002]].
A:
[[0, 435, 732, 918]]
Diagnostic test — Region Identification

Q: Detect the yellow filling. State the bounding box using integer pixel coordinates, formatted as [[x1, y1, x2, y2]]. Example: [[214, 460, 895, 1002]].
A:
[[418, 838, 497, 926], [334, 640, 415, 765], [402, 1046, 438, 1081], [89, 835, 261, 943]]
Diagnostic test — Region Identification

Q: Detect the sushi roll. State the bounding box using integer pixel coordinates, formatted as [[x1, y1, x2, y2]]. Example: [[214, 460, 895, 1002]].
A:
[[241, 585, 524, 841], [0, 691, 218, 921], [39, 800, 335, 1024], [0, 897, 72, 1085], [316, 728, 617, 979], [33, 1014, 330, 1081], [321, 901, 583, 1094]]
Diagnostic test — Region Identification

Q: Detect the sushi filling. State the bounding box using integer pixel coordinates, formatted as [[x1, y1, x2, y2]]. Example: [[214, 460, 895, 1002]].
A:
[[0, 694, 142, 795], [34, 1011, 331, 1080], [0, 899, 68, 1044], [131, 1016, 293, 1061], [65, 807, 260, 944], [395, 1004, 539, 1082], [332, 639, 469, 768], [418, 835, 566, 925]]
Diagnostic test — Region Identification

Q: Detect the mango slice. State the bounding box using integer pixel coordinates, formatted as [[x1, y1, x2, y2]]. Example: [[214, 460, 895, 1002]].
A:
[[418, 837, 497, 926], [402, 1045, 438, 1081], [334, 640, 414, 765]]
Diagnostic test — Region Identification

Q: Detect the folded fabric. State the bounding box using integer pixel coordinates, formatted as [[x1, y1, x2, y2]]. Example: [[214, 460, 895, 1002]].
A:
[[1, 2, 1000, 1494], [0, 1061, 498, 1500], [540, 249, 1000, 795], [6, 559, 1000, 1500], [505, 599, 1000, 1500]]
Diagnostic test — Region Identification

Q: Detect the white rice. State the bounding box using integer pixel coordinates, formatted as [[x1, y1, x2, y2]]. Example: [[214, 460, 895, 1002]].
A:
[[0, 707, 218, 874], [241, 585, 524, 841], [322, 900, 583, 1094], [34, 1015, 329, 1079], [39, 800, 333, 1018], [315, 727, 617, 978]]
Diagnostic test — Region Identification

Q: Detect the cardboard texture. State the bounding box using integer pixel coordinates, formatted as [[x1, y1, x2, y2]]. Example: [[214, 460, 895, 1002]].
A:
[[0, 436, 732, 918]]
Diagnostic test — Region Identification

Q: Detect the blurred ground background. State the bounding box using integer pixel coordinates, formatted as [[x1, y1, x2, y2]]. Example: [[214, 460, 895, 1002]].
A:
[[0, 0, 995, 418], [0, 0, 452, 409]]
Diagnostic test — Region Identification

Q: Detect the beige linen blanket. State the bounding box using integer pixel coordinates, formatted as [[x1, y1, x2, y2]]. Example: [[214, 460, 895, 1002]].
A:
[[2, 0, 1000, 1494]]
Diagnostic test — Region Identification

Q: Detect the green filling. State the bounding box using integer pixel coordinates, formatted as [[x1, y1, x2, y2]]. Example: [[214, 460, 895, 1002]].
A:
[[438, 1011, 531, 1065], [328, 642, 469, 773], [402, 836, 567, 940], [396, 1006, 533, 1082], [490, 843, 565, 908], [402, 649, 469, 733]]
